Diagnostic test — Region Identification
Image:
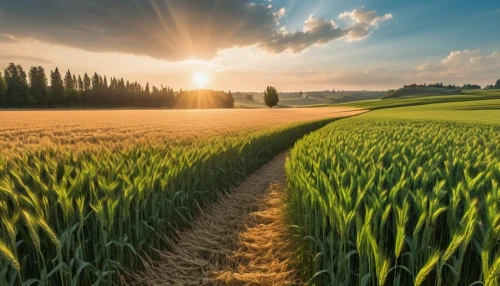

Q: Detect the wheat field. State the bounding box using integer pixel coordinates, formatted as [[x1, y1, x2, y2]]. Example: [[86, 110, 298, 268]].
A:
[[0, 108, 364, 154], [286, 117, 500, 286], [0, 107, 364, 285]]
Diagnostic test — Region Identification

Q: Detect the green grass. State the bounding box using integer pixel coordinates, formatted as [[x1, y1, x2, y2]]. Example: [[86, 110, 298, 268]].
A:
[[364, 98, 500, 124], [286, 118, 500, 286], [0, 118, 336, 285], [286, 95, 500, 285], [338, 90, 500, 110]]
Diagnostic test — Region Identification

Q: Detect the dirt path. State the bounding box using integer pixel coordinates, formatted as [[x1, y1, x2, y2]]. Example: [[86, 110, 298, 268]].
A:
[[130, 153, 300, 285]]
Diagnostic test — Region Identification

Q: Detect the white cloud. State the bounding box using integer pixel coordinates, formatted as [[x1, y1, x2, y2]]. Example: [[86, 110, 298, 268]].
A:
[[292, 49, 500, 89], [338, 6, 393, 26], [338, 6, 393, 41], [262, 7, 392, 53], [416, 49, 500, 79]]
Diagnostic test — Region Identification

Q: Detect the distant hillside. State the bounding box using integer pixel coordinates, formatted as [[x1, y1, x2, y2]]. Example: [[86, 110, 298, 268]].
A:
[[337, 90, 500, 111], [383, 86, 461, 99], [236, 90, 388, 108], [330, 92, 386, 103]]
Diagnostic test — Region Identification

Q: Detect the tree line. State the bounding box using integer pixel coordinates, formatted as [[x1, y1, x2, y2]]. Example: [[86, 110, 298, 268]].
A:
[[175, 89, 234, 109], [484, 79, 500, 90], [0, 63, 194, 109]]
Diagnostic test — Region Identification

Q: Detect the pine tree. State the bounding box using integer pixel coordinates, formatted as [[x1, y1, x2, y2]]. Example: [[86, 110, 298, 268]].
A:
[[29, 66, 48, 106], [50, 67, 65, 105], [78, 75, 83, 91], [83, 73, 91, 91], [226, 90, 234, 108], [4, 63, 29, 107], [64, 69, 74, 90], [92, 73, 100, 90], [0, 72, 6, 107]]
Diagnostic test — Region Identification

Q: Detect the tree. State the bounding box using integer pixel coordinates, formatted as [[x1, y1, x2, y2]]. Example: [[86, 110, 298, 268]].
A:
[[0, 72, 6, 107], [4, 63, 29, 107], [83, 73, 91, 91], [264, 86, 279, 108], [64, 69, 74, 90], [495, 79, 500, 89], [226, 90, 234, 108], [50, 67, 65, 104], [78, 75, 83, 91], [29, 66, 48, 106], [91, 73, 100, 90]]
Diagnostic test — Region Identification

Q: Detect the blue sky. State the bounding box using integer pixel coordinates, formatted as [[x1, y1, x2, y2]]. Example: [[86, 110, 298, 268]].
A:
[[273, 0, 500, 68], [0, 0, 499, 91]]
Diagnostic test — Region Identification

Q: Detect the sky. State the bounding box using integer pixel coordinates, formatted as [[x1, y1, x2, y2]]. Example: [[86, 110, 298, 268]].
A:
[[0, 0, 499, 92]]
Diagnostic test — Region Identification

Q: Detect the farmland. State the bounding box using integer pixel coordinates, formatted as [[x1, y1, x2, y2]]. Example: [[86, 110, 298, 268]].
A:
[[286, 98, 500, 285], [339, 89, 500, 110], [0, 108, 363, 154], [0, 107, 364, 285]]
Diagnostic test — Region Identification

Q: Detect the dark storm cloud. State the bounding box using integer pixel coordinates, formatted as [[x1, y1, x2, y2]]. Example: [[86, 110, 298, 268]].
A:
[[0, 1, 392, 61]]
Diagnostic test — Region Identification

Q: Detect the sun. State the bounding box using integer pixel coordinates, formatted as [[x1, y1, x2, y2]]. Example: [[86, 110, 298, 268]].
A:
[[193, 72, 209, 88]]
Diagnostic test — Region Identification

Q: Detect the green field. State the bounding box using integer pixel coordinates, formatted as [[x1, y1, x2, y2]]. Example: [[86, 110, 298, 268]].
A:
[[339, 90, 500, 110], [286, 95, 500, 285], [3, 88, 500, 285], [235, 95, 332, 108], [364, 98, 500, 124], [0, 109, 348, 285]]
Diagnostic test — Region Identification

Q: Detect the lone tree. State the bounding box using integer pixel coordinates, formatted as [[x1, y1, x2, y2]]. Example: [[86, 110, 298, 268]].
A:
[[264, 86, 279, 108], [495, 79, 500, 89]]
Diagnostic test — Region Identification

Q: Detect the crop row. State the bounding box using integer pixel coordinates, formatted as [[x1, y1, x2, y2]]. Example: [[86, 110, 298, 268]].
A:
[[0, 118, 334, 285], [286, 118, 500, 286]]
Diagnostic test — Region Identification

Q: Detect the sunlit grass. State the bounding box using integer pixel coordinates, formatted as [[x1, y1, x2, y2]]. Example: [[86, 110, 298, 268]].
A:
[[338, 89, 500, 110], [286, 117, 500, 285], [0, 107, 362, 285], [286, 100, 500, 285]]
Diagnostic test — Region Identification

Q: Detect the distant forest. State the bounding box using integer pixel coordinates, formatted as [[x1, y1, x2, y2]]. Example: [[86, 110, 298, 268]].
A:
[[0, 63, 234, 109]]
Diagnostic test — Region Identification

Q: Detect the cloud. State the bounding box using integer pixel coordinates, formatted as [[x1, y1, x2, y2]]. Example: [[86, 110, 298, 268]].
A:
[[0, 1, 392, 61], [262, 15, 346, 53], [292, 49, 500, 88], [0, 33, 19, 43], [328, 67, 411, 85], [0, 55, 53, 64], [0, 0, 279, 61], [416, 49, 500, 79], [338, 6, 393, 41], [262, 7, 392, 53], [338, 6, 393, 26]]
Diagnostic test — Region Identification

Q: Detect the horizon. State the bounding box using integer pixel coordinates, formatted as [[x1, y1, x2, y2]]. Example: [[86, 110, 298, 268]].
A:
[[0, 0, 499, 92]]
